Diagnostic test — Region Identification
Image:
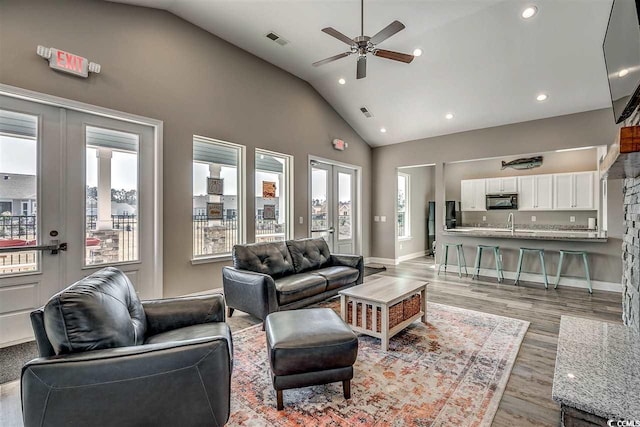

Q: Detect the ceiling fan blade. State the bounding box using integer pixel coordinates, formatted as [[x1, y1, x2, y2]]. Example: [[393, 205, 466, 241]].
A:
[[373, 49, 414, 64], [321, 27, 355, 46], [369, 20, 406, 45], [312, 52, 353, 67], [357, 56, 367, 79]]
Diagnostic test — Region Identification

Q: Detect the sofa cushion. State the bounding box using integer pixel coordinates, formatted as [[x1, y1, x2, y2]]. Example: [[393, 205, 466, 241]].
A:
[[274, 273, 327, 305], [312, 266, 360, 291], [233, 241, 295, 277], [43, 267, 146, 355], [286, 238, 331, 273]]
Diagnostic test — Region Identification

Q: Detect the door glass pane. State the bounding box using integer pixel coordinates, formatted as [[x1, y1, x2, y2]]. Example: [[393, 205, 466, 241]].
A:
[[337, 172, 352, 240], [192, 138, 242, 257], [255, 151, 289, 243], [311, 167, 328, 232], [0, 110, 38, 274], [85, 126, 139, 266]]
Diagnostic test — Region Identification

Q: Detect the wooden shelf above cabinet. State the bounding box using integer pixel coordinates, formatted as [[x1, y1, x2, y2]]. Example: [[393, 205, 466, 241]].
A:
[[600, 126, 640, 180]]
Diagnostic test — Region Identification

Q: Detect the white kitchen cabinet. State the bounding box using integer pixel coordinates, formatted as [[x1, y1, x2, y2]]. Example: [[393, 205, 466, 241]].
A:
[[486, 177, 517, 194], [517, 175, 553, 210], [461, 179, 486, 211], [553, 172, 596, 210]]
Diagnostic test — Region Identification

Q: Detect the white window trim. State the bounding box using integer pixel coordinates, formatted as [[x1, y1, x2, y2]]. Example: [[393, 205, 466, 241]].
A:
[[191, 135, 246, 263], [255, 148, 294, 241], [397, 172, 411, 240]]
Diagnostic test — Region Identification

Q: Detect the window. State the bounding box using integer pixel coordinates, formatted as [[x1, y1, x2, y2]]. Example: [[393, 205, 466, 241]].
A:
[[255, 149, 292, 243], [397, 172, 410, 239], [85, 126, 139, 266], [193, 136, 245, 258]]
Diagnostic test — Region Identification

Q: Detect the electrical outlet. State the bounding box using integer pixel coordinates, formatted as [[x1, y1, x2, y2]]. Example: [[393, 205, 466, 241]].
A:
[[500, 254, 503, 263], [374, 216, 380, 222], [482, 216, 487, 221], [570, 216, 576, 223], [380, 216, 387, 222], [399, 243, 403, 250], [299, 216, 304, 224], [531, 215, 537, 222]]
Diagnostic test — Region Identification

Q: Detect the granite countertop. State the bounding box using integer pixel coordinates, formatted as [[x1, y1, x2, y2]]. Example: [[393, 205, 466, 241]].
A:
[[442, 227, 608, 242], [552, 316, 640, 420]]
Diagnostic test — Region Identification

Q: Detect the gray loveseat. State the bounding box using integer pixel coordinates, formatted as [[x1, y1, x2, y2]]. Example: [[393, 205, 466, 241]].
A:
[[222, 238, 363, 322]]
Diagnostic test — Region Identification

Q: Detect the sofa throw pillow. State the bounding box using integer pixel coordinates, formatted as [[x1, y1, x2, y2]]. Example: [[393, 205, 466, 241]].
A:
[[233, 241, 295, 277], [286, 238, 331, 273], [43, 267, 147, 355]]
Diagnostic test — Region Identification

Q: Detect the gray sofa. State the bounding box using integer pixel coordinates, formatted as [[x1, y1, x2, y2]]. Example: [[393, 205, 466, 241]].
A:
[[222, 238, 363, 322]]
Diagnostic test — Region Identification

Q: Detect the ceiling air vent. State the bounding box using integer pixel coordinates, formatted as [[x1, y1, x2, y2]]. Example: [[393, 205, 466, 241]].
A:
[[265, 32, 289, 46], [360, 107, 373, 118]]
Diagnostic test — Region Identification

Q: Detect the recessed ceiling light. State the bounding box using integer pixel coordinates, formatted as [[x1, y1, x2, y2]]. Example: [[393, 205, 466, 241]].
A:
[[445, 113, 454, 120], [567, 373, 575, 379], [338, 78, 346, 85], [536, 93, 548, 102], [413, 48, 423, 57], [380, 127, 387, 133], [619, 69, 629, 78], [521, 6, 538, 19]]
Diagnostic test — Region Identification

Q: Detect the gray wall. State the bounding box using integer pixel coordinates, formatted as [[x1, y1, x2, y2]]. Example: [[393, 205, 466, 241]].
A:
[[445, 148, 600, 228], [397, 165, 434, 258], [0, 0, 372, 296], [372, 109, 623, 283]]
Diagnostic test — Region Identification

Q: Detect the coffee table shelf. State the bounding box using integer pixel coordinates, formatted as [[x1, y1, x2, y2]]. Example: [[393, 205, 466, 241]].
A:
[[339, 276, 428, 351]]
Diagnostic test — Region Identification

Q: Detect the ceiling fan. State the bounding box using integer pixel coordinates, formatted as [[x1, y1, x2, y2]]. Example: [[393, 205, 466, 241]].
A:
[[312, 0, 414, 79]]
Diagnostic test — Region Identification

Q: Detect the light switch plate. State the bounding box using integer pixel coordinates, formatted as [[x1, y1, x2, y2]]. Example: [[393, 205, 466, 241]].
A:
[[570, 216, 576, 223], [380, 216, 387, 222], [531, 216, 536, 222], [374, 216, 380, 222], [299, 216, 304, 224], [482, 216, 487, 221]]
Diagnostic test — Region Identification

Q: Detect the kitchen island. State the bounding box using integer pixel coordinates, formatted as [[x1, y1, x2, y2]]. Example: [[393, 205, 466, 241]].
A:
[[443, 227, 608, 243]]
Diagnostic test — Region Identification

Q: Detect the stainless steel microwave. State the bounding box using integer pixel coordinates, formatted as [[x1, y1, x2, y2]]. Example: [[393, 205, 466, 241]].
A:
[[486, 193, 518, 210]]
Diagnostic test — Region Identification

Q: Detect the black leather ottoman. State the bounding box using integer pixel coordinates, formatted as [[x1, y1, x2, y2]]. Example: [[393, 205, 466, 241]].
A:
[[265, 308, 358, 410]]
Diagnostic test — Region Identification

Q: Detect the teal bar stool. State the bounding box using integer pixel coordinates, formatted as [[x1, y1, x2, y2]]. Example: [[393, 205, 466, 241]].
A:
[[437, 243, 468, 278], [514, 248, 549, 289], [472, 245, 504, 283], [555, 250, 592, 294]]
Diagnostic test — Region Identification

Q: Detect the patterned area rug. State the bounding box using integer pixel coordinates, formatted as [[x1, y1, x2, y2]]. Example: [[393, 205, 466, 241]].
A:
[[228, 300, 529, 426]]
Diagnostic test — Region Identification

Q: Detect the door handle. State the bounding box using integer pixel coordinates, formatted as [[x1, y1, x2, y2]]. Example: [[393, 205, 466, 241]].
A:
[[312, 228, 334, 234], [0, 240, 67, 255]]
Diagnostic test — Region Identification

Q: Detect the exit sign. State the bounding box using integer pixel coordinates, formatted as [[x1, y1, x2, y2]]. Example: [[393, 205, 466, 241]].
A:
[[37, 45, 101, 78], [332, 138, 347, 151]]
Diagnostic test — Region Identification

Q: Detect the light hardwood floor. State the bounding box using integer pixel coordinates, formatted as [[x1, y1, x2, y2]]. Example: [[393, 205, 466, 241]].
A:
[[0, 256, 623, 426]]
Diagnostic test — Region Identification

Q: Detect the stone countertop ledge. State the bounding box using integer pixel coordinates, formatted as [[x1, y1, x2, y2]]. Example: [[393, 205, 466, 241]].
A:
[[442, 227, 608, 242], [552, 316, 640, 421]]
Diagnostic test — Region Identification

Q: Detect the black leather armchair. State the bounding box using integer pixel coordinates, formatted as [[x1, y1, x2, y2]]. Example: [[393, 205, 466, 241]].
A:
[[22, 267, 233, 427]]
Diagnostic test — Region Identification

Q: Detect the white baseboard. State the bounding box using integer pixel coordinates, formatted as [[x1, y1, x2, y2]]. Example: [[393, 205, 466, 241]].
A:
[[366, 252, 428, 266], [435, 264, 622, 293], [365, 257, 398, 266], [397, 251, 427, 263]]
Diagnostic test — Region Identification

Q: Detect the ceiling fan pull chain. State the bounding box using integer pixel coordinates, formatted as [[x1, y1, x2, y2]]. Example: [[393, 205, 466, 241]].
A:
[[361, 0, 364, 36]]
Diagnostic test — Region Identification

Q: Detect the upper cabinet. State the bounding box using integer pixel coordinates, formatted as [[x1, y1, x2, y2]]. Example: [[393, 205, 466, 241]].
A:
[[461, 179, 486, 211], [518, 175, 553, 210], [461, 172, 597, 212], [553, 172, 596, 210], [486, 177, 517, 194]]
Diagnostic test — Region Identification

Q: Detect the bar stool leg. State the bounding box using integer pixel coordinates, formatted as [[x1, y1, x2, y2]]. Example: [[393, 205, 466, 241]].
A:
[[456, 245, 463, 278], [554, 251, 565, 289], [494, 247, 503, 283], [460, 246, 469, 276], [473, 246, 482, 279], [514, 248, 524, 285], [539, 251, 549, 289], [582, 253, 592, 294], [444, 245, 449, 272]]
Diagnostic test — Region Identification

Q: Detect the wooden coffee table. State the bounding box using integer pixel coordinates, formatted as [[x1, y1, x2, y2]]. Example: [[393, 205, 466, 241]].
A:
[[339, 276, 428, 351]]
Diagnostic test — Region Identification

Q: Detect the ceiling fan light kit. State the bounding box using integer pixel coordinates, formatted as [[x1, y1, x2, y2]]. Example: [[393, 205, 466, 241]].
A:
[[312, 0, 415, 79]]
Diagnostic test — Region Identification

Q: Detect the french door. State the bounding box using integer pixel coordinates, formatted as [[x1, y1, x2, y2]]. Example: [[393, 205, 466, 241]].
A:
[[0, 95, 158, 347], [310, 160, 357, 254]]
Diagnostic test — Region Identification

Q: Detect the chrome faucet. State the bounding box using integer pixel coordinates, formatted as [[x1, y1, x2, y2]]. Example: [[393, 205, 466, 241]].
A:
[[507, 212, 515, 234]]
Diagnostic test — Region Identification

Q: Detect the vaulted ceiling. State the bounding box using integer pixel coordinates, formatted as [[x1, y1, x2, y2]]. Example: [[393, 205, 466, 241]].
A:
[[109, 0, 615, 146]]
